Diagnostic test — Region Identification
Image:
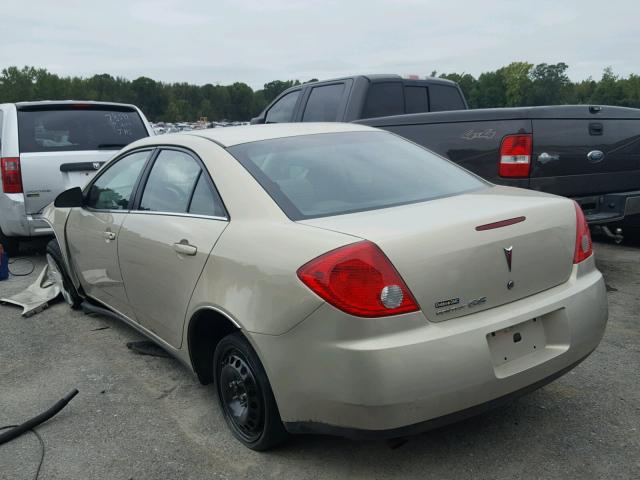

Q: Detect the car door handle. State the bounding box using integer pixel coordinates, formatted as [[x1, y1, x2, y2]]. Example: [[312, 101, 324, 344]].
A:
[[173, 242, 197, 256], [104, 231, 116, 241]]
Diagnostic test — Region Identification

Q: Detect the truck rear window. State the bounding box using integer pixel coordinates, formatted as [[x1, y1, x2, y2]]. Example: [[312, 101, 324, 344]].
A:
[[229, 131, 486, 220], [428, 85, 465, 112], [361, 82, 404, 118], [17, 106, 148, 153]]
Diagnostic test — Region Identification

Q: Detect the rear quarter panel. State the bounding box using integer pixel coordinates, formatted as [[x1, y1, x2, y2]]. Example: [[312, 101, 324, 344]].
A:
[[185, 220, 361, 336]]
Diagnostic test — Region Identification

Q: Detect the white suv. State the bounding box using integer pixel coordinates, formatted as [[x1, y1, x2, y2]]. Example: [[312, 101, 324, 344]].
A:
[[0, 101, 153, 253]]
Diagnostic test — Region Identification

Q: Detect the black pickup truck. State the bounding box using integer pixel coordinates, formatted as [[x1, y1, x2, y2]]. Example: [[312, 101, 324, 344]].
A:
[[252, 74, 640, 229]]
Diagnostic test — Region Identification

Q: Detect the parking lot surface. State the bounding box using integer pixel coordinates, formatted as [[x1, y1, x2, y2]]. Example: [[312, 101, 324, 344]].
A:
[[0, 240, 638, 480]]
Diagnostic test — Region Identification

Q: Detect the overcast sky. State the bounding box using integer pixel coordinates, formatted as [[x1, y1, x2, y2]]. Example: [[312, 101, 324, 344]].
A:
[[2, 0, 638, 89]]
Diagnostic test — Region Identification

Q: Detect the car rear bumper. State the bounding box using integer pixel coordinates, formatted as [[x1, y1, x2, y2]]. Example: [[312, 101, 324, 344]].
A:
[[283, 350, 592, 439], [0, 193, 53, 237], [249, 256, 608, 435]]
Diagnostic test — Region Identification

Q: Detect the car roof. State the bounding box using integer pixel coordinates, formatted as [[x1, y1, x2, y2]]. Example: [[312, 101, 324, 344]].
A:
[[183, 122, 377, 147]]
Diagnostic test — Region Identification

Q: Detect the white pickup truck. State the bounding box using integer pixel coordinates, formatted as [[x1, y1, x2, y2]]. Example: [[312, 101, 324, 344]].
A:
[[0, 101, 153, 253]]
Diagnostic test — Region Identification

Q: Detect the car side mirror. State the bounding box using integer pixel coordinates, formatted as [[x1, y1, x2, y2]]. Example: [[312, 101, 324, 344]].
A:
[[250, 114, 266, 125], [54, 187, 84, 208]]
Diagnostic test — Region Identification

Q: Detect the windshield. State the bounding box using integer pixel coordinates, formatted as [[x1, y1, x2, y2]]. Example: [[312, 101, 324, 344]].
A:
[[228, 131, 487, 220], [17, 106, 148, 153]]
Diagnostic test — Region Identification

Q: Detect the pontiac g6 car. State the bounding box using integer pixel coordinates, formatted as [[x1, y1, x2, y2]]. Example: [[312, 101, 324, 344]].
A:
[[43, 123, 608, 450]]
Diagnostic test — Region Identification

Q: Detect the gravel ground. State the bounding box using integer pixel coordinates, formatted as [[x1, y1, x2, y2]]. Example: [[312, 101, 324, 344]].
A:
[[0, 239, 638, 480]]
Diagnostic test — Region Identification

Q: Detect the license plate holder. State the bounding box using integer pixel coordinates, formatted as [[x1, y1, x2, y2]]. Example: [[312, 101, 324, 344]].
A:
[[487, 317, 546, 368]]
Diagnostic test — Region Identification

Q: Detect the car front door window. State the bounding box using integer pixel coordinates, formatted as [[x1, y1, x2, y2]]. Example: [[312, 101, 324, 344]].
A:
[[85, 151, 149, 210]]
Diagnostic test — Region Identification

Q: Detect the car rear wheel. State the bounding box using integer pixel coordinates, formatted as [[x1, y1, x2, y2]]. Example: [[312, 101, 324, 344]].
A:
[[46, 239, 82, 309], [213, 332, 288, 451]]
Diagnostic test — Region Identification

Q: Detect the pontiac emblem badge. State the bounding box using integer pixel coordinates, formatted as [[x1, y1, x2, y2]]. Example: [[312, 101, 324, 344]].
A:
[[504, 246, 513, 272]]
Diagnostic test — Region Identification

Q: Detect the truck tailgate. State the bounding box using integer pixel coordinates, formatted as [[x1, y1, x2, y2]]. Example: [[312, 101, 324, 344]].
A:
[[530, 109, 640, 197]]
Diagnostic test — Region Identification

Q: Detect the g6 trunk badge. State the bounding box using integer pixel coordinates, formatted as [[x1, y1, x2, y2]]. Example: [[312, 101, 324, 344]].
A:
[[503, 246, 513, 272]]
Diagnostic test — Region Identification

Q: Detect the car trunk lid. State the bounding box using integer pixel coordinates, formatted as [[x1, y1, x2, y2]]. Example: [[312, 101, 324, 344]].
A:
[[299, 186, 576, 321]]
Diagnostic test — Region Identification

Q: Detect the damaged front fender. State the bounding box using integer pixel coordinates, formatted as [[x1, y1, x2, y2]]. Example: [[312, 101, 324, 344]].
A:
[[42, 203, 81, 290]]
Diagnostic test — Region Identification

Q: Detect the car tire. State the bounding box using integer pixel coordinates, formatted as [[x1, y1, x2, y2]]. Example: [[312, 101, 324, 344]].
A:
[[213, 332, 289, 451], [0, 229, 19, 256], [45, 239, 82, 309]]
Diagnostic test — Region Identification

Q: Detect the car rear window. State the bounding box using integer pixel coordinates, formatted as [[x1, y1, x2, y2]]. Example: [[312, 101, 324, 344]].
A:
[[17, 105, 148, 153], [228, 131, 486, 220]]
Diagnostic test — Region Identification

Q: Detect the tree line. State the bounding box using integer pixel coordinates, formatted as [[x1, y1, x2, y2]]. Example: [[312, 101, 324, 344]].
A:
[[1, 63, 639, 122]]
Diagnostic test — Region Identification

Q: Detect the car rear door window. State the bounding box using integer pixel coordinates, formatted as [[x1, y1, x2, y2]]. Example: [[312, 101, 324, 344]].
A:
[[17, 106, 148, 153], [404, 86, 429, 114], [428, 85, 466, 112], [361, 82, 404, 118], [302, 84, 345, 122], [140, 150, 201, 213], [265, 90, 300, 123], [85, 150, 149, 210], [188, 172, 226, 217]]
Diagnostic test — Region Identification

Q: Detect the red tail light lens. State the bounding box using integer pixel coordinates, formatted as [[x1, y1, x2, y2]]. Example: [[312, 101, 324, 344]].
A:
[[297, 241, 419, 317], [1, 157, 23, 194], [573, 201, 592, 264], [499, 134, 532, 178]]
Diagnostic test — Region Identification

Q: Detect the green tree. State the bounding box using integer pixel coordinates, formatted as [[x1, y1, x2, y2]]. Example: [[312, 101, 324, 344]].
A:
[[2, 63, 640, 121], [528, 62, 571, 105], [226, 82, 255, 121], [473, 70, 507, 108], [131, 77, 168, 120], [500, 62, 533, 106]]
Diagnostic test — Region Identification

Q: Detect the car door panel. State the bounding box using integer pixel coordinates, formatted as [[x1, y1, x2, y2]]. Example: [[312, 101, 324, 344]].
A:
[[63, 149, 151, 320], [118, 214, 227, 348], [116, 148, 229, 349], [66, 208, 136, 319]]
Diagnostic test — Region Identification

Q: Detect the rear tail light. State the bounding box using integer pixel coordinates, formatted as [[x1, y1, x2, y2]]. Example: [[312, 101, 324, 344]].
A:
[[1, 157, 23, 194], [297, 241, 419, 317], [499, 134, 532, 178], [573, 201, 593, 263]]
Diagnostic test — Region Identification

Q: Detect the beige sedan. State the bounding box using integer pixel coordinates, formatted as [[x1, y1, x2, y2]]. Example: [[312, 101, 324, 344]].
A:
[[44, 123, 608, 450]]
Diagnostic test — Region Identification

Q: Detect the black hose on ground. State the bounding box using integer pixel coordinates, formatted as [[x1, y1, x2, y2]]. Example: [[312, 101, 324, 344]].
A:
[[0, 389, 79, 446]]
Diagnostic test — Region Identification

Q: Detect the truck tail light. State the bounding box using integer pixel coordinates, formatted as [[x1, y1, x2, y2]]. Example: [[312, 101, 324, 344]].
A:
[[499, 134, 532, 178], [297, 241, 419, 317], [573, 201, 593, 264], [1, 157, 23, 194]]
